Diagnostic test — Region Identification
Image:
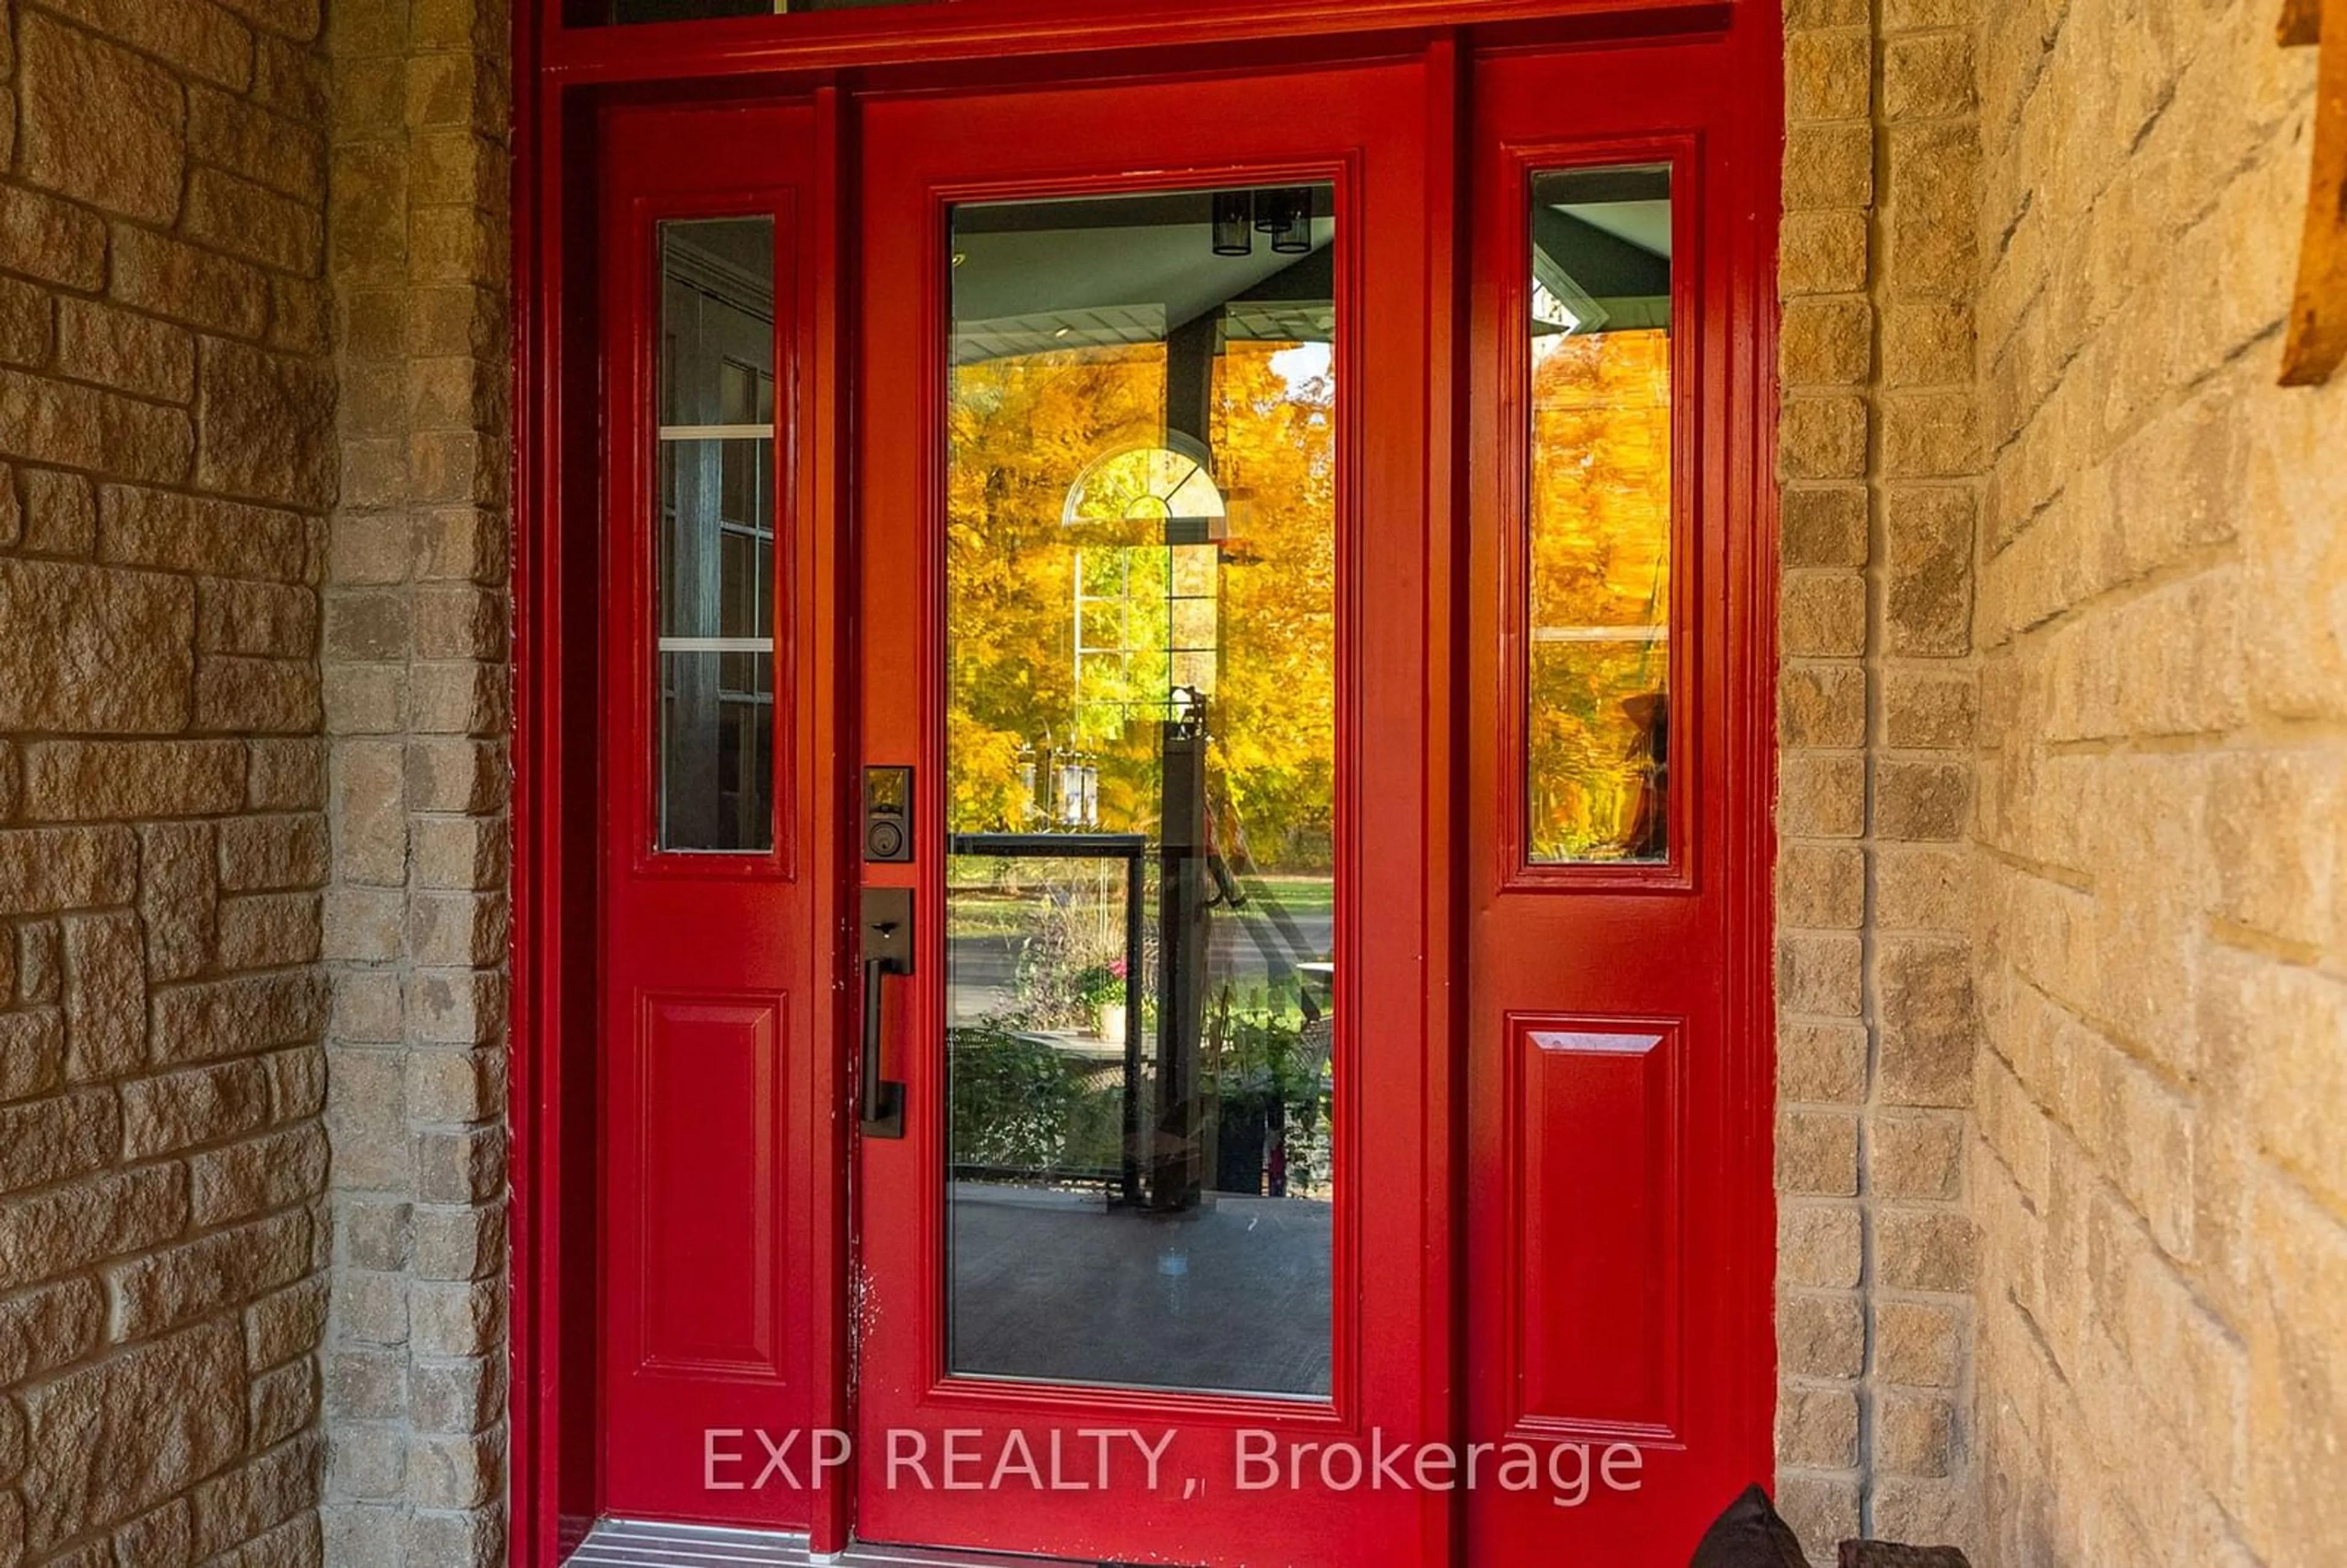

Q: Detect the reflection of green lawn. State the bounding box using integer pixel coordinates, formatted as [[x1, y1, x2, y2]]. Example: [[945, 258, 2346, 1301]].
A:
[[948, 873, 1335, 940]]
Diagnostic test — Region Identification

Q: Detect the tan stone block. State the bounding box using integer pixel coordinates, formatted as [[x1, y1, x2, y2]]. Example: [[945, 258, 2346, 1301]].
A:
[[122, 1059, 273, 1159], [1778, 1108, 1860, 1196], [217, 813, 330, 892], [1780, 931, 1864, 1017], [140, 822, 220, 983], [18, 466, 96, 557], [1782, 294, 1874, 389], [149, 970, 329, 1066], [1782, 570, 1868, 659], [0, 825, 139, 909], [248, 1359, 317, 1451], [244, 1276, 328, 1372], [410, 816, 507, 893], [405, 738, 506, 814], [1878, 759, 1970, 841], [331, 739, 408, 887], [1779, 1289, 1865, 1380], [20, 14, 188, 226], [1779, 841, 1866, 932], [1777, 1384, 1860, 1469], [0, 1005, 61, 1107], [1780, 209, 1871, 299], [417, 502, 509, 585], [1786, 29, 1873, 123], [0, 1277, 106, 1387], [199, 577, 320, 659], [407, 1429, 498, 1511], [1884, 390, 1981, 479], [406, 969, 505, 1049], [0, 1088, 118, 1197], [106, 1209, 310, 1340], [215, 891, 321, 971], [1780, 395, 1870, 480], [1782, 484, 1869, 568], [1878, 935, 1974, 1106], [196, 336, 335, 508], [406, 1041, 501, 1122], [1782, 1203, 1864, 1290], [1887, 123, 1980, 295], [195, 655, 323, 734], [412, 585, 506, 661], [62, 911, 146, 1080], [1875, 843, 1969, 931], [98, 485, 316, 583], [410, 1203, 505, 1285], [1886, 486, 1976, 656], [1872, 1112, 1966, 1200], [324, 590, 412, 662], [0, 1162, 186, 1294], [189, 82, 326, 200], [1883, 301, 1974, 388], [21, 1320, 243, 1552], [16, 925, 64, 1008], [410, 1279, 502, 1360], [0, 185, 108, 291], [111, 225, 273, 340], [1878, 1206, 1974, 1292], [271, 273, 332, 357], [1779, 753, 1867, 839], [0, 275, 55, 370], [112, 1498, 196, 1568], [323, 1047, 410, 1190], [248, 739, 328, 810], [1782, 664, 1868, 749], [324, 895, 405, 969], [408, 892, 506, 970], [1776, 1468, 1860, 1566], [1884, 669, 1977, 750], [1785, 123, 1875, 211], [21, 741, 247, 822], [410, 1355, 501, 1437], [36, 0, 253, 90], [269, 1041, 325, 1120], [0, 367, 195, 485], [1780, 1020, 1868, 1104], [186, 166, 325, 277], [1785, 0, 1867, 24], [1884, 32, 1975, 120], [411, 662, 508, 738], [55, 298, 197, 405], [405, 51, 501, 136], [323, 663, 408, 735]]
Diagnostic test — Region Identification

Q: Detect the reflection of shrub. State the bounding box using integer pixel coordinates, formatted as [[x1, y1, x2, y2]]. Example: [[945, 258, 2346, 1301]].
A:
[[949, 1024, 1079, 1174], [949, 1024, 1125, 1180]]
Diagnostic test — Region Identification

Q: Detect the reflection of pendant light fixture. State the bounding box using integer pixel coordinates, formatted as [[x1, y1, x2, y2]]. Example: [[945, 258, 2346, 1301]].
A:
[[1213, 190, 1254, 257], [1258, 186, 1313, 255]]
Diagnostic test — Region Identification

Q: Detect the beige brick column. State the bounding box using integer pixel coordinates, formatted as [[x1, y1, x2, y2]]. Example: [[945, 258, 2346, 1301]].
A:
[[1776, 0, 1982, 1554], [321, 2, 513, 1564], [0, 0, 337, 1563]]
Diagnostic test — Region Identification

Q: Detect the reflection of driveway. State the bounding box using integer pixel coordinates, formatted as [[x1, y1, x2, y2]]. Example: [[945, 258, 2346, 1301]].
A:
[[947, 903, 1336, 1023]]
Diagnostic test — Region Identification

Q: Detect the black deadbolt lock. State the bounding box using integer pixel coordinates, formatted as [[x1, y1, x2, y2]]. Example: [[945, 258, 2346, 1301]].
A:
[[862, 766, 913, 863]]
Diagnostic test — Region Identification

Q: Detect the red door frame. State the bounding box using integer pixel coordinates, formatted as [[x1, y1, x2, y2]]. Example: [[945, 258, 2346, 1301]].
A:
[[509, 5, 1779, 1566]]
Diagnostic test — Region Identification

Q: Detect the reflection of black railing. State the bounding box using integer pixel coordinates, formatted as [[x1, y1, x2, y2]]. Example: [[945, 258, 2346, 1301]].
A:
[[949, 832, 1147, 1203]]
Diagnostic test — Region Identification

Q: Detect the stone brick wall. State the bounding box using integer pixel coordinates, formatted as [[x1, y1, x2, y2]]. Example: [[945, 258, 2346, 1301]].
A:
[[317, 2, 515, 1565], [1775, 0, 1984, 1556], [1969, 2, 2347, 1563], [0, 0, 336, 1563]]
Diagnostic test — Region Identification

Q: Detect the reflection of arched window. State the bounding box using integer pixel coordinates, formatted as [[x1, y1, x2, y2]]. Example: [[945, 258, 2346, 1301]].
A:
[[1063, 434, 1227, 742], [1061, 432, 1227, 528]]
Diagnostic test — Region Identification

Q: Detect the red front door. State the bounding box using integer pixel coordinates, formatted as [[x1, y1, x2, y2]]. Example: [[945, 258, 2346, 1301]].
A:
[[580, 32, 1773, 1568], [852, 59, 1449, 1568]]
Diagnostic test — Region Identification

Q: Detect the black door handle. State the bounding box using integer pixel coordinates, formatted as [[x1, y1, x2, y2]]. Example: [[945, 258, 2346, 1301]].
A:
[[861, 888, 912, 1139]]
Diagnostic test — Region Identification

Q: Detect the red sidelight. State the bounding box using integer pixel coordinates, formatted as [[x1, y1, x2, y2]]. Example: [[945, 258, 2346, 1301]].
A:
[[1464, 34, 1779, 1566]]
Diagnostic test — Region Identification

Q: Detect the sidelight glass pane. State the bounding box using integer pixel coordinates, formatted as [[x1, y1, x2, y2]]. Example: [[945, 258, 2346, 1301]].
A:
[[1524, 164, 1675, 866], [941, 185, 1340, 1400], [656, 217, 778, 855]]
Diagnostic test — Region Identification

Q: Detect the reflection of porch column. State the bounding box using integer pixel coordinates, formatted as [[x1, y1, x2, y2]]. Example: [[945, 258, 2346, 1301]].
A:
[[1151, 714, 1210, 1211]]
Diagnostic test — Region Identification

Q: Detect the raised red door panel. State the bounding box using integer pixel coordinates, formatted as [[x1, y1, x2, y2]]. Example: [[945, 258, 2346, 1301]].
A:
[[854, 57, 1451, 1568], [598, 100, 844, 1531], [1466, 27, 1778, 1568], [637, 994, 787, 1373], [1508, 1016, 1683, 1434]]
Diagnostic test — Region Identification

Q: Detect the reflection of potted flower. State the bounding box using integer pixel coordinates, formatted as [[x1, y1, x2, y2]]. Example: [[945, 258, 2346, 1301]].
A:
[[1206, 997, 1317, 1196], [1073, 960, 1128, 1044]]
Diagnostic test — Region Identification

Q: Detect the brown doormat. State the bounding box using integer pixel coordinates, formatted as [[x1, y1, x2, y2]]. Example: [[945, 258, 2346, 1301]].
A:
[[1839, 1545, 1971, 1568]]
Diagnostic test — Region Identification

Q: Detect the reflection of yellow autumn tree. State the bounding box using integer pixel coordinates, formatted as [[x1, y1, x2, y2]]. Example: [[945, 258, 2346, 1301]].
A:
[[946, 339, 1337, 871], [1527, 329, 1672, 862]]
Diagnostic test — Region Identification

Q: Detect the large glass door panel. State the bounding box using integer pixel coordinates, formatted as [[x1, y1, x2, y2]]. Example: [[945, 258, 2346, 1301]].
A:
[[855, 63, 1445, 1568], [942, 183, 1339, 1401]]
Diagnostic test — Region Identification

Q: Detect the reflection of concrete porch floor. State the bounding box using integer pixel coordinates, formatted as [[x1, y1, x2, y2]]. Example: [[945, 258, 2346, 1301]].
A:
[[948, 1185, 1334, 1399]]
